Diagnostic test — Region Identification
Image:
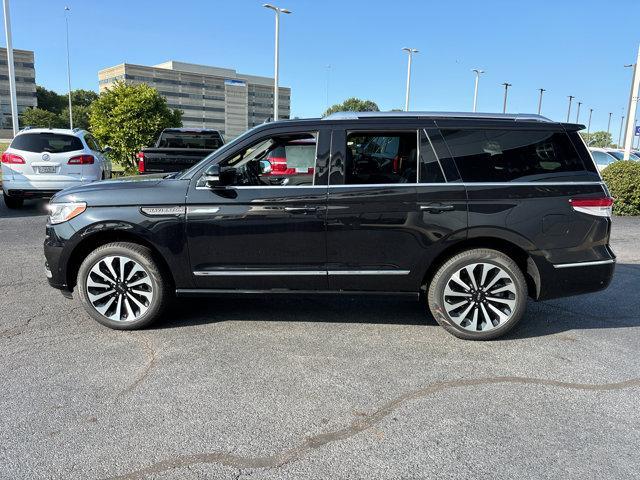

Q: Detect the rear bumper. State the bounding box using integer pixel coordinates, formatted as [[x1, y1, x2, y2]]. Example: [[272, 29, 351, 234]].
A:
[[535, 257, 616, 300], [3, 178, 98, 197]]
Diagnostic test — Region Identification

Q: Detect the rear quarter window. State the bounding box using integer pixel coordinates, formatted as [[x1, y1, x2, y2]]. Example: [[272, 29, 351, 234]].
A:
[[440, 128, 600, 182], [10, 133, 84, 153]]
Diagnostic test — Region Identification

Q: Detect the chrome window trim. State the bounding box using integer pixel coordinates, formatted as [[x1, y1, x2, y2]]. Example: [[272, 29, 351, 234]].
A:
[[552, 259, 615, 269], [186, 206, 221, 215]]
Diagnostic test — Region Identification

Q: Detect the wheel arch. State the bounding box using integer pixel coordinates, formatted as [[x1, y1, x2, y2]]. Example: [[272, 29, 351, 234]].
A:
[[421, 234, 541, 299], [65, 229, 175, 292]]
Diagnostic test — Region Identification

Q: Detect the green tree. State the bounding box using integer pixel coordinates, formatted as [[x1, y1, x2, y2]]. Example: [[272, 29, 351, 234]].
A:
[[20, 107, 66, 128], [580, 131, 612, 148], [60, 105, 91, 130], [35, 86, 67, 114], [89, 81, 182, 173], [70, 89, 99, 107], [323, 97, 380, 117]]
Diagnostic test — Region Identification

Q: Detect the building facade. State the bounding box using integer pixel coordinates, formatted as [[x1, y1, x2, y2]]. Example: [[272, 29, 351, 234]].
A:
[[98, 61, 290, 138], [0, 48, 37, 132]]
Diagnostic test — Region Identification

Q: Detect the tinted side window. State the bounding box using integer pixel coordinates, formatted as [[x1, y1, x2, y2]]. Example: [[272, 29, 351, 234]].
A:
[[441, 129, 591, 182], [345, 132, 417, 184], [84, 135, 101, 151], [11, 133, 83, 153], [419, 130, 445, 183], [591, 151, 614, 166]]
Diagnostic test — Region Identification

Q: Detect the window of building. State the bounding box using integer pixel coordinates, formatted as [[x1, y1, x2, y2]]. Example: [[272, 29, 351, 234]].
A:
[[440, 129, 590, 182], [344, 132, 417, 184]]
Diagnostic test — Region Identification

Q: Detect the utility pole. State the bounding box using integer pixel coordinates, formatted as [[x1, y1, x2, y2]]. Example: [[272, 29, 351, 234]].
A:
[[472, 69, 484, 112], [607, 112, 613, 146], [619, 115, 625, 147], [623, 45, 640, 159], [586, 108, 593, 145], [65, 6, 73, 129], [501, 82, 512, 113], [537, 88, 546, 115], [575, 101, 582, 123], [2, 0, 19, 135], [566, 95, 575, 122], [402, 48, 419, 111], [263, 4, 292, 121]]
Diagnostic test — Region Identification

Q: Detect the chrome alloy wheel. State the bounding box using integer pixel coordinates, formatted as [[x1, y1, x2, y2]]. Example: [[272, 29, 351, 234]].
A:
[[443, 262, 517, 332], [85, 255, 153, 322]]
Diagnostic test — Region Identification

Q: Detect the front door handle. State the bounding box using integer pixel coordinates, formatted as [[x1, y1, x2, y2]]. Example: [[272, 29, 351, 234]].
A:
[[420, 203, 455, 213]]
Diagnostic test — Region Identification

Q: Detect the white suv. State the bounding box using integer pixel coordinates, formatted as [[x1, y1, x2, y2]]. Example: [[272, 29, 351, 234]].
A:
[[1, 128, 112, 209]]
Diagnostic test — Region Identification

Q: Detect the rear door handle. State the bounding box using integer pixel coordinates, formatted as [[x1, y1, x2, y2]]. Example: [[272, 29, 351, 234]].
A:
[[419, 203, 455, 213], [284, 206, 318, 214]]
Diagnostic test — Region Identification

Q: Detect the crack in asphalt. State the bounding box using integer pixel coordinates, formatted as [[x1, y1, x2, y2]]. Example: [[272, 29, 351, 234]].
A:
[[0, 305, 46, 339], [115, 334, 158, 399], [103, 375, 640, 480]]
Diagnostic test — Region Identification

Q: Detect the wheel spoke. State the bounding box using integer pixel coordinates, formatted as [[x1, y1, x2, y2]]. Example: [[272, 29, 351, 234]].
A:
[[87, 289, 115, 302], [130, 288, 152, 301], [450, 271, 472, 291], [464, 264, 479, 289], [486, 296, 516, 309], [453, 302, 475, 325], [484, 271, 510, 291], [94, 296, 116, 316], [479, 302, 494, 330], [488, 284, 514, 295], [485, 301, 510, 324], [87, 277, 110, 289], [468, 306, 479, 331], [479, 264, 490, 287]]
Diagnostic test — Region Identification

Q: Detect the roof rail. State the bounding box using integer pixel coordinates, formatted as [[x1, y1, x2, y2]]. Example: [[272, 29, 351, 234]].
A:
[[322, 111, 554, 122], [20, 125, 34, 131], [72, 127, 83, 132]]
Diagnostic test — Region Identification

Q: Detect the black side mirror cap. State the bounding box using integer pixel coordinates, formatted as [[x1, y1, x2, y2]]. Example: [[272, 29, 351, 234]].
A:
[[203, 164, 221, 187], [102, 146, 112, 154]]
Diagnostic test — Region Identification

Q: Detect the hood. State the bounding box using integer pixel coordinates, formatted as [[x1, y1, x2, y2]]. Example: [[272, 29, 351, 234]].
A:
[[51, 174, 188, 207]]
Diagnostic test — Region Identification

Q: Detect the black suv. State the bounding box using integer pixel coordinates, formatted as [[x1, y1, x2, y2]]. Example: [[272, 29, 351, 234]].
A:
[[44, 112, 615, 340]]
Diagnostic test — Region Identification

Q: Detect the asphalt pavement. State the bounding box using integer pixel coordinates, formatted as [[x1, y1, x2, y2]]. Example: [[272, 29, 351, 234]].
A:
[[1, 198, 639, 479]]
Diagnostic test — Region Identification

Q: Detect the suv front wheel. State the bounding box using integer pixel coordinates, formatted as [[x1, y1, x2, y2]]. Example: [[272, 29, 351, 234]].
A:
[[77, 242, 170, 329], [427, 249, 527, 340]]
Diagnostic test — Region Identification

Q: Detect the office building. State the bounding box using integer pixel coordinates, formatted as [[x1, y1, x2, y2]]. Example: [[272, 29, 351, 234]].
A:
[[98, 61, 290, 138], [0, 48, 37, 133]]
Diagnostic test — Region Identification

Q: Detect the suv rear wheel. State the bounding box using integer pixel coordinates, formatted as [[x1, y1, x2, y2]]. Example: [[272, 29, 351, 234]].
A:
[[77, 242, 170, 329], [427, 249, 527, 340], [3, 192, 23, 209]]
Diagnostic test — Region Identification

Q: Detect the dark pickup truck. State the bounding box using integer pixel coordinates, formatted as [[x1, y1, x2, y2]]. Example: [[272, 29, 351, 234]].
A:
[[137, 128, 224, 174]]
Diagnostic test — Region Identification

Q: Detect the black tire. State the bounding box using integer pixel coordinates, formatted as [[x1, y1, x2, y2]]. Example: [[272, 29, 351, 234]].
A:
[[427, 248, 527, 340], [77, 242, 170, 330], [3, 192, 23, 209]]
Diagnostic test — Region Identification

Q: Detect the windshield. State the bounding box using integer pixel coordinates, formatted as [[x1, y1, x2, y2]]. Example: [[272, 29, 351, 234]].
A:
[[176, 125, 264, 179], [608, 150, 640, 161]]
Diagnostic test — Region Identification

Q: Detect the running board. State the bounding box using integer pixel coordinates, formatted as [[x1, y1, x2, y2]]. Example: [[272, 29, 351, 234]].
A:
[[175, 289, 420, 298]]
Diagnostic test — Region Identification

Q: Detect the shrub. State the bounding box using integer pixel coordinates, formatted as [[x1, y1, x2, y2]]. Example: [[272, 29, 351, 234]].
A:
[[601, 160, 640, 216]]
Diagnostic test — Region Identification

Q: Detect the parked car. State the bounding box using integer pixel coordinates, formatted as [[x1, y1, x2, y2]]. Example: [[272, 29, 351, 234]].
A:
[[137, 128, 224, 174], [605, 149, 640, 161], [44, 112, 615, 340], [589, 148, 619, 171], [1, 128, 112, 209]]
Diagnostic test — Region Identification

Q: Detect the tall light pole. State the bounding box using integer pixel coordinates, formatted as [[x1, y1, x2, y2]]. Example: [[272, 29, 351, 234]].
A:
[[501, 82, 512, 113], [618, 115, 625, 147], [607, 112, 613, 146], [2, 0, 18, 135], [575, 101, 582, 123], [263, 4, 291, 121], [566, 95, 575, 122], [586, 108, 593, 145], [623, 46, 640, 159], [402, 47, 418, 111], [472, 69, 484, 112], [537, 88, 546, 115], [64, 6, 73, 129]]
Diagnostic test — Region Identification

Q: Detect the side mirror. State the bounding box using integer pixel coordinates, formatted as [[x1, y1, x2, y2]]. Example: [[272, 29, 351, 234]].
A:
[[203, 164, 235, 188], [259, 159, 272, 175], [102, 146, 112, 154]]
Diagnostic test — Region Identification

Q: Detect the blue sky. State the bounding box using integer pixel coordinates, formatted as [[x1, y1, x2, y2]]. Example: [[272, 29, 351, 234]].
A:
[[6, 0, 640, 133]]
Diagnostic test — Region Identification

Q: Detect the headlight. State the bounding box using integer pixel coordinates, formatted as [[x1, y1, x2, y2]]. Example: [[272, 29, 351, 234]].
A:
[[48, 202, 87, 225]]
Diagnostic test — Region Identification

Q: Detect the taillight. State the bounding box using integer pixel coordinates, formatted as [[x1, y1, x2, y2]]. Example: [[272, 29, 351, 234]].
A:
[[137, 152, 145, 173], [68, 154, 94, 165], [569, 197, 614, 217], [1, 152, 25, 164]]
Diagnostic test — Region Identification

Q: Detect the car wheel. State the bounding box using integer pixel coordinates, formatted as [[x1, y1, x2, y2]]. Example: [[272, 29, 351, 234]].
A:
[[427, 249, 527, 340], [77, 242, 170, 330], [3, 192, 23, 209]]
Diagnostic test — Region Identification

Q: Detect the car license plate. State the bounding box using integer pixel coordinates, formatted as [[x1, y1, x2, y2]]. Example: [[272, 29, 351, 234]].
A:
[[39, 166, 56, 174]]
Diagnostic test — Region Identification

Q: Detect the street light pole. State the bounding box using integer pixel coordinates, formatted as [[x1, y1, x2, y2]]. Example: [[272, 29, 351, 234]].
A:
[[566, 95, 575, 122], [537, 88, 546, 115], [618, 115, 625, 147], [472, 69, 484, 113], [263, 4, 291, 121], [623, 46, 640, 160], [2, 0, 18, 135], [64, 6, 73, 129], [607, 112, 612, 146], [575, 101, 582, 123], [501, 82, 512, 113], [402, 48, 418, 111], [586, 108, 593, 145]]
